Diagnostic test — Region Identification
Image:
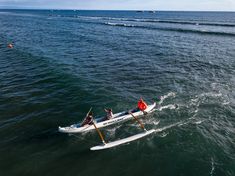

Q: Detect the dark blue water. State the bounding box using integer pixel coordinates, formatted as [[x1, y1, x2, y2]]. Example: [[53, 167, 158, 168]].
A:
[[0, 10, 234, 176]]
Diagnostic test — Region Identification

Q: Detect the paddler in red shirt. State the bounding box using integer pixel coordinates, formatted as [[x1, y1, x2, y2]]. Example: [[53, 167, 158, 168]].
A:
[[137, 98, 148, 113]]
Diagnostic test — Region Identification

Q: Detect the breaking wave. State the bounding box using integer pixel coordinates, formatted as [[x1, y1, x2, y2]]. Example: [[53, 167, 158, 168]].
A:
[[74, 15, 235, 27], [105, 22, 135, 27], [104, 22, 235, 36], [132, 19, 235, 27]]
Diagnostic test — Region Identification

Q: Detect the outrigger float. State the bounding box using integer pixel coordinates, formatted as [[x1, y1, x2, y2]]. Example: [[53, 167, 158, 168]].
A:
[[90, 111, 158, 151], [90, 129, 156, 150], [59, 102, 158, 150]]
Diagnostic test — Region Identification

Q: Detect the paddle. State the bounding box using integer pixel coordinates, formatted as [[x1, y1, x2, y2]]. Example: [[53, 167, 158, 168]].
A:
[[86, 107, 93, 117], [91, 117, 106, 145], [81, 107, 93, 125], [129, 112, 147, 131]]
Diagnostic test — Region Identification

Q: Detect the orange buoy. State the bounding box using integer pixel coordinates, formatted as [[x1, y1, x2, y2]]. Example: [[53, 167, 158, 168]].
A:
[[7, 43, 13, 48]]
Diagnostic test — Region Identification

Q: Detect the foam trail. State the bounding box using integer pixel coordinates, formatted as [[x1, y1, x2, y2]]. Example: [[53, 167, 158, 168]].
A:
[[154, 121, 183, 132], [154, 117, 203, 133], [222, 101, 230, 105], [194, 120, 204, 124], [158, 92, 176, 105], [105, 124, 122, 137], [200, 92, 222, 98], [145, 120, 160, 126], [210, 157, 215, 176], [159, 104, 177, 111], [153, 120, 160, 126], [159, 132, 168, 138], [127, 120, 160, 127], [177, 121, 189, 127]]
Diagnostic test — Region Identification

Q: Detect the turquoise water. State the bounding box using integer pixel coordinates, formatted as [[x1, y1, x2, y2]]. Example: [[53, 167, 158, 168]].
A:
[[0, 10, 234, 176]]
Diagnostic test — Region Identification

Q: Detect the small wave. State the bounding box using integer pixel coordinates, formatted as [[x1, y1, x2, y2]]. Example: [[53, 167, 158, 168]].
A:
[[162, 27, 235, 37], [132, 19, 235, 27], [76, 15, 106, 20], [105, 22, 135, 27]]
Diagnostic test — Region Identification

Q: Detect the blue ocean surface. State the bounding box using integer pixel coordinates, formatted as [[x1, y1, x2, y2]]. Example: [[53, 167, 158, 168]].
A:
[[0, 10, 234, 176]]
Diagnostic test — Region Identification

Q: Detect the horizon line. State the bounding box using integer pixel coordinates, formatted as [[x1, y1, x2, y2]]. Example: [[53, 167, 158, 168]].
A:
[[0, 8, 234, 12]]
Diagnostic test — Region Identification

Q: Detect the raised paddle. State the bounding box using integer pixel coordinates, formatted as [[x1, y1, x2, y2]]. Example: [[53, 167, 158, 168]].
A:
[[86, 107, 92, 117], [81, 107, 93, 125]]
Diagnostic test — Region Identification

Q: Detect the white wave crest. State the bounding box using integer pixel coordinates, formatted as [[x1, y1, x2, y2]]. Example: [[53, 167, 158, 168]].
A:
[[159, 104, 177, 111], [105, 22, 135, 27], [158, 92, 176, 105]]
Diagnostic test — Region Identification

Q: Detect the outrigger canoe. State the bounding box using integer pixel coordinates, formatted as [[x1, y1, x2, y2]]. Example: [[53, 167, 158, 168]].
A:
[[58, 102, 156, 133]]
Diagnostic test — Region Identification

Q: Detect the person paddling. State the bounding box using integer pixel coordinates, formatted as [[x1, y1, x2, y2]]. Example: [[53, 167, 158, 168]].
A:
[[137, 98, 148, 114], [81, 112, 93, 126], [7, 43, 13, 48], [104, 108, 113, 120]]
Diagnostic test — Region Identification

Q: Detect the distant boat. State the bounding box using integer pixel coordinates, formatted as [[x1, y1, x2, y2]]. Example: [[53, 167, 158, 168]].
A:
[[136, 10, 144, 13], [149, 11, 156, 13]]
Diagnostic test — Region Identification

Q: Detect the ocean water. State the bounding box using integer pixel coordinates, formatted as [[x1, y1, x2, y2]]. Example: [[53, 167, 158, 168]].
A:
[[0, 10, 234, 176]]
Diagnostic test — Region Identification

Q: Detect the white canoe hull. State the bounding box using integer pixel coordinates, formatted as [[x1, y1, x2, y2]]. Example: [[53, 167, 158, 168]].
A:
[[90, 129, 156, 150], [58, 102, 156, 133]]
